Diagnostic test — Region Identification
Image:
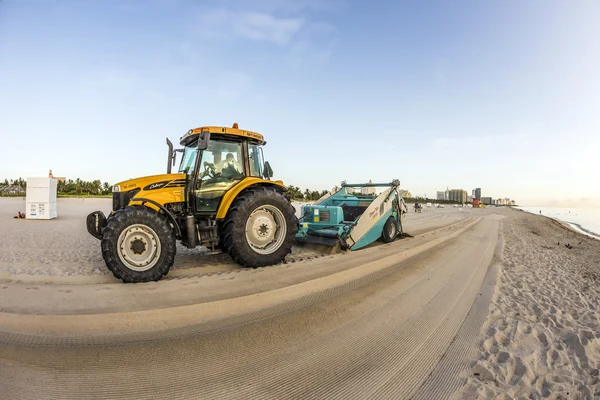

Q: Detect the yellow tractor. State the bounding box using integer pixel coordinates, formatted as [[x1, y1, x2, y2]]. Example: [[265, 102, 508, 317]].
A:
[[87, 124, 298, 283]]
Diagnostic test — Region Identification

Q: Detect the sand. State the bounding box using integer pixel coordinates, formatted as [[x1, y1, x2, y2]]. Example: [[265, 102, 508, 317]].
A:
[[3, 196, 600, 398], [1, 212, 499, 399], [453, 209, 600, 399], [0, 197, 466, 281]]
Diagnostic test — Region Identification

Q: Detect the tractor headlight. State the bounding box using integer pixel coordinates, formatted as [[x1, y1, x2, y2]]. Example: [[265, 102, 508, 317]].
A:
[[112, 185, 121, 193]]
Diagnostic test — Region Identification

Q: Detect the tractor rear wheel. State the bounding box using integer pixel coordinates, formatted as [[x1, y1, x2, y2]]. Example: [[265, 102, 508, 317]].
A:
[[222, 187, 297, 267], [101, 206, 176, 283], [381, 216, 398, 243]]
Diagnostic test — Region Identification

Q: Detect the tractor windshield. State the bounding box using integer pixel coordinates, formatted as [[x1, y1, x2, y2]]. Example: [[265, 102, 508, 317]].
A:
[[179, 145, 198, 174]]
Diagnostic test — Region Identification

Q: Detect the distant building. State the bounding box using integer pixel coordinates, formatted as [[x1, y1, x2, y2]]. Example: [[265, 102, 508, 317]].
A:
[[473, 188, 481, 200], [481, 197, 492, 205], [436, 191, 445, 200], [448, 189, 467, 204], [361, 179, 377, 196]]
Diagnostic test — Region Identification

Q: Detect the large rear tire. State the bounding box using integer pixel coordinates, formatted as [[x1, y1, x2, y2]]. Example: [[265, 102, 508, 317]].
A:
[[222, 187, 297, 267], [101, 206, 176, 283]]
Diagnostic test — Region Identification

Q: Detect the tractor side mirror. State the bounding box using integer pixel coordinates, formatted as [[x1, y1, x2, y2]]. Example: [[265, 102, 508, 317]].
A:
[[263, 161, 274, 179], [197, 131, 210, 150]]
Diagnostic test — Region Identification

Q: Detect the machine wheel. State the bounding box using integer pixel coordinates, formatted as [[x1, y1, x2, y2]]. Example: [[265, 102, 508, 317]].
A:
[[222, 187, 297, 267], [101, 206, 176, 283], [381, 216, 398, 243]]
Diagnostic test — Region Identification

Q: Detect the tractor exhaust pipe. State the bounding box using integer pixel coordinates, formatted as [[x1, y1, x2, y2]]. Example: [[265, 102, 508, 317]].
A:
[[166, 138, 174, 174]]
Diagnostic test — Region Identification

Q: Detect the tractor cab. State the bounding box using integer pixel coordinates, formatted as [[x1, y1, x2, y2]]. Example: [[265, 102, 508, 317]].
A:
[[169, 123, 273, 215]]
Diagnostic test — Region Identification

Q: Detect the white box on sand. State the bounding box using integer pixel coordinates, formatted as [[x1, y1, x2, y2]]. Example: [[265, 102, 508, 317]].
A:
[[26, 177, 58, 220]]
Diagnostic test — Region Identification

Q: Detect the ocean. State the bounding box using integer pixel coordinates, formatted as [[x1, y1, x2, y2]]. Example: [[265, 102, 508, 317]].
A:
[[518, 207, 600, 240]]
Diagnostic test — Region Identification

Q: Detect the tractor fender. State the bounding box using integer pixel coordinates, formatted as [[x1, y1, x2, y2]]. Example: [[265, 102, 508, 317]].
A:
[[130, 197, 183, 239], [216, 178, 286, 219]]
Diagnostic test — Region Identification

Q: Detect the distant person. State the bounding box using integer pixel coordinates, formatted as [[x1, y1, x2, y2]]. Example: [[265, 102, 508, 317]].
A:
[[539, 210, 541, 214]]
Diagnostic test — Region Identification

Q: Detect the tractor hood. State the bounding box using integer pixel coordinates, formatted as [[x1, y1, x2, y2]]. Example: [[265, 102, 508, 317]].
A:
[[113, 174, 186, 193], [111, 173, 187, 212]]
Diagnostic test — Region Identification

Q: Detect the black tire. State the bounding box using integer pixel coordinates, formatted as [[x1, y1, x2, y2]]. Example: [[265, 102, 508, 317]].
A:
[[101, 206, 176, 283], [381, 216, 398, 243], [222, 187, 297, 267]]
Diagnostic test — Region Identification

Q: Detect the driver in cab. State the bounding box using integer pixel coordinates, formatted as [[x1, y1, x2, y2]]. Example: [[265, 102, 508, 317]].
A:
[[216, 153, 242, 178]]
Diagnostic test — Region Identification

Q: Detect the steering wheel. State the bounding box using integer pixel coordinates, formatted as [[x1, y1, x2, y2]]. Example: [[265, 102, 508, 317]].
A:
[[203, 162, 217, 179]]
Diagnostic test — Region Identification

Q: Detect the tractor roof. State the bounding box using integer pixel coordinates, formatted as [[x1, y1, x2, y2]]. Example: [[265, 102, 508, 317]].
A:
[[180, 123, 265, 146]]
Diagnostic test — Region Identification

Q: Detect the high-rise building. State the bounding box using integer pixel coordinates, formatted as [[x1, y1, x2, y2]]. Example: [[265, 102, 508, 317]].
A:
[[481, 197, 492, 205], [473, 188, 481, 199], [436, 191, 445, 200], [448, 189, 468, 204]]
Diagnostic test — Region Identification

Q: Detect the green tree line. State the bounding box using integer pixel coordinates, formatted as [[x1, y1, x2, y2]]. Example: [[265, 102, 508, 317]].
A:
[[0, 179, 329, 200], [284, 186, 330, 201], [4, 179, 442, 202], [0, 178, 112, 196]]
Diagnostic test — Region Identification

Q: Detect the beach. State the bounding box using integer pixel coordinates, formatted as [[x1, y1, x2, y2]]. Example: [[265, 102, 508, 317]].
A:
[[519, 207, 600, 240], [1, 198, 599, 398], [455, 209, 600, 399]]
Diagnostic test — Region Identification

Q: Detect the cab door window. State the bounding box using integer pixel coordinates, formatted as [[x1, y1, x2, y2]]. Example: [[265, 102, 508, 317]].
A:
[[195, 140, 244, 212], [248, 143, 264, 178]]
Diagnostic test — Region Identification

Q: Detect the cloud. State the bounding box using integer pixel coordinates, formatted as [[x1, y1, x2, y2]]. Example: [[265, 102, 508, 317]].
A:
[[195, 1, 339, 62], [203, 0, 343, 15], [199, 9, 305, 45]]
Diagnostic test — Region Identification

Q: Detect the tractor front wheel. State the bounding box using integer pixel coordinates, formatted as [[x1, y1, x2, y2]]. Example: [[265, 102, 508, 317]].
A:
[[222, 187, 297, 267], [101, 206, 176, 283]]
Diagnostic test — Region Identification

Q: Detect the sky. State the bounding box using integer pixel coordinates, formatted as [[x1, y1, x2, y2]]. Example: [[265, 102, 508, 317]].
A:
[[1, 0, 599, 207]]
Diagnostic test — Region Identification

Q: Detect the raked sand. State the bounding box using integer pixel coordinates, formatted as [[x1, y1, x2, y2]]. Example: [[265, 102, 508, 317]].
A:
[[0, 197, 467, 280], [1, 197, 600, 398]]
